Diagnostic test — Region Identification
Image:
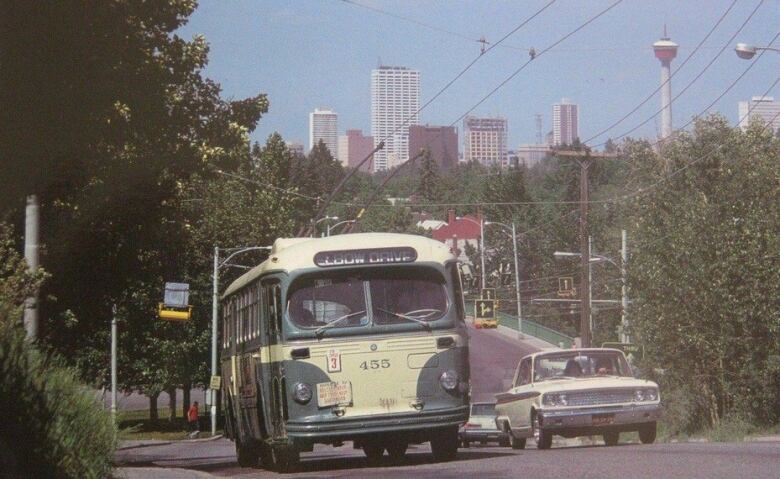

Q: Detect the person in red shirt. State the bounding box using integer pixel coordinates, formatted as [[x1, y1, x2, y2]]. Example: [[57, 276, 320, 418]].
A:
[[187, 401, 200, 438]]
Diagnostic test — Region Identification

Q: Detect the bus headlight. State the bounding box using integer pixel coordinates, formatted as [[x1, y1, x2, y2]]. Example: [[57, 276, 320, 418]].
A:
[[439, 370, 459, 391], [293, 382, 313, 404]]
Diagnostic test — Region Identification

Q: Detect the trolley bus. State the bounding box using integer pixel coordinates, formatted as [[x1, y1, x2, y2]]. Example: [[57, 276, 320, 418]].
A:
[[220, 233, 470, 470]]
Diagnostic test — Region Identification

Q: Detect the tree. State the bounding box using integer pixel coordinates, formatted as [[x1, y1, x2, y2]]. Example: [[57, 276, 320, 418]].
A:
[[417, 149, 440, 203], [626, 115, 780, 430]]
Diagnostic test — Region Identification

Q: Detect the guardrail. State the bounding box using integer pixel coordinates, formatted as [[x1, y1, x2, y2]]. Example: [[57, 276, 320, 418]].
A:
[[467, 300, 573, 348]]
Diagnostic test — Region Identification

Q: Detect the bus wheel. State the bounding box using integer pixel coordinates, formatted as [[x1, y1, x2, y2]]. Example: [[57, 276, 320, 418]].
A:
[[386, 440, 408, 461], [363, 442, 384, 464], [431, 426, 459, 462], [236, 439, 259, 468], [270, 445, 299, 472]]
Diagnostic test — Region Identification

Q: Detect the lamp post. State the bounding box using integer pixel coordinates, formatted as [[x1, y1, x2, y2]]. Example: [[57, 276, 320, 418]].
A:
[[327, 219, 355, 236], [211, 245, 271, 436], [457, 216, 485, 290], [485, 221, 523, 338], [735, 43, 780, 60], [314, 215, 338, 237]]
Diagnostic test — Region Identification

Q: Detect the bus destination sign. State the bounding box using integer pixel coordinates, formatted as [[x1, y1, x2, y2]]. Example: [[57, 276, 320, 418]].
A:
[[314, 247, 417, 268]]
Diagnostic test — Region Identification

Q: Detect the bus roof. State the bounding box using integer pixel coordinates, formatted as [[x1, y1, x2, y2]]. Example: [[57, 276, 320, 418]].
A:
[[223, 232, 455, 298]]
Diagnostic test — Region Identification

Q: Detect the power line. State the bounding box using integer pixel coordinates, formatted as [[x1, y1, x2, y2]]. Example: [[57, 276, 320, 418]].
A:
[[589, 0, 768, 149], [450, 0, 624, 127], [582, 0, 744, 145]]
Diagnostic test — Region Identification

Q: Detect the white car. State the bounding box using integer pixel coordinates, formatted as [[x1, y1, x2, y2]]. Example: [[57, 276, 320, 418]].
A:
[[494, 348, 661, 449]]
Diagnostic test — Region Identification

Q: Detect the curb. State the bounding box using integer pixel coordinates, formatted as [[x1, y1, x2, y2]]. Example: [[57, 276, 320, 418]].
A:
[[117, 434, 223, 451]]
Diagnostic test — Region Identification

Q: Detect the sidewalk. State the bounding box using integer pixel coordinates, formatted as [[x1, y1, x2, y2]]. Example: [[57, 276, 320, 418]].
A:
[[117, 434, 223, 451]]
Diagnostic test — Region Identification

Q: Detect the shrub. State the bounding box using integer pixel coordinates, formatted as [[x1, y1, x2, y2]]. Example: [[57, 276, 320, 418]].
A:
[[0, 323, 117, 478]]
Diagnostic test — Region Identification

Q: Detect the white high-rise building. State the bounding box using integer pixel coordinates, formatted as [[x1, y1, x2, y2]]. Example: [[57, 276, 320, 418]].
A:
[[738, 96, 780, 134], [309, 108, 338, 157], [371, 66, 420, 171], [463, 116, 508, 167], [552, 98, 579, 146]]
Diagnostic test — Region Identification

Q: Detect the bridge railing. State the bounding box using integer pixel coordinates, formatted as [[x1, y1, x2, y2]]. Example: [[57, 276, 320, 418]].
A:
[[467, 300, 573, 348]]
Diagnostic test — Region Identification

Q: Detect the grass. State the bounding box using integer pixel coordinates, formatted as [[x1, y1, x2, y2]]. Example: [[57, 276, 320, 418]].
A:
[[117, 407, 222, 441]]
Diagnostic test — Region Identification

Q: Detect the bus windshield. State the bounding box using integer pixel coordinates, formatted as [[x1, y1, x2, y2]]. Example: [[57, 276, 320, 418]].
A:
[[287, 267, 448, 332]]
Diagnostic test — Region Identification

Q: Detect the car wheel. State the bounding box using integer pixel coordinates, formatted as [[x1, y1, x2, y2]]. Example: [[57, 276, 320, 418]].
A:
[[431, 426, 459, 461], [461, 439, 470, 448], [532, 413, 552, 450], [639, 422, 657, 444], [510, 433, 526, 450], [499, 437, 510, 447], [603, 431, 619, 446], [386, 440, 408, 461], [363, 442, 385, 464]]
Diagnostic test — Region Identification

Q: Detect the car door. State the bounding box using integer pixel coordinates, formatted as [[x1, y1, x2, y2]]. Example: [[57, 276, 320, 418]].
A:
[[510, 357, 534, 434]]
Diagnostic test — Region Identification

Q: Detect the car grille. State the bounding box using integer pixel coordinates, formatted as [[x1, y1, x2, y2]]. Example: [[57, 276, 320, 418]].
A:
[[565, 389, 634, 406]]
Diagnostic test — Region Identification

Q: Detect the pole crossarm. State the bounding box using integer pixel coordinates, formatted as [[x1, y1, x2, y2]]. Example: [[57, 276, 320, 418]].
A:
[[218, 246, 272, 269], [531, 298, 626, 305]]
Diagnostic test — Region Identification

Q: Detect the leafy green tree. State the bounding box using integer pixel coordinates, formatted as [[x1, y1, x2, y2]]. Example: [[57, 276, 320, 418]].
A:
[[417, 149, 440, 203]]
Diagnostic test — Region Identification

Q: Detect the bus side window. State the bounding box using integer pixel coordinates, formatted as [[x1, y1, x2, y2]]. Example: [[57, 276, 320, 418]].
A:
[[448, 263, 465, 322]]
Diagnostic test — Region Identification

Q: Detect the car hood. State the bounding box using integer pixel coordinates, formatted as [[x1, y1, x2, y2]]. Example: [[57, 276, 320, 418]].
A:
[[531, 376, 658, 394]]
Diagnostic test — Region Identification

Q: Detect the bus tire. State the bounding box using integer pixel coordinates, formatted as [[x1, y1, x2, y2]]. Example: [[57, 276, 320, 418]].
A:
[[363, 442, 384, 464], [270, 445, 299, 473], [431, 426, 459, 462], [236, 439, 259, 468], [386, 440, 408, 461]]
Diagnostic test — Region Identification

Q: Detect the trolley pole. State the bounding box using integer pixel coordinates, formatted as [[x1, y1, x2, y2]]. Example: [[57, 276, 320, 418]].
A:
[[211, 246, 219, 436], [111, 304, 118, 419]]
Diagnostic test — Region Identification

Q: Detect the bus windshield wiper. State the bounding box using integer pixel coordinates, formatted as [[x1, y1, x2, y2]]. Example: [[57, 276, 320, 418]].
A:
[[314, 310, 366, 339], [376, 308, 438, 332]]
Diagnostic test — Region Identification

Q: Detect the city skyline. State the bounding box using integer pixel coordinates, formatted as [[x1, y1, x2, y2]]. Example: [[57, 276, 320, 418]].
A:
[[178, 1, 778, 151]]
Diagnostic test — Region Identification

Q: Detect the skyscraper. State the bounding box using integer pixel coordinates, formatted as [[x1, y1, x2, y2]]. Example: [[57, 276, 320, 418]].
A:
[[371, 66, 420, 171], [408, 125, 458, 170], [738, 96, 780, 134], [552, 98, 579, 146], [653, 29, 678, 140], [338, 129, 375, 172], [463, 116, 507, 167], [309, 108, 338, 157]]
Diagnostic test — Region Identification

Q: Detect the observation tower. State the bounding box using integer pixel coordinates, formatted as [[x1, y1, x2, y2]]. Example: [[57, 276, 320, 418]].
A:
[[653, 27, 678, 140]]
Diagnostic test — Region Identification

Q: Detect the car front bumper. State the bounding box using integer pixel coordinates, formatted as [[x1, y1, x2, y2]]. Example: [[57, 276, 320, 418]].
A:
[[538, 403, 662, 433]]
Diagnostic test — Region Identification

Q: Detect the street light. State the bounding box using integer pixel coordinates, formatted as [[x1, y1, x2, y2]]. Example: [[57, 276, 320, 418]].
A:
[[484, 221, 523, 339], [313, 215, 338, 237], [327, 219, 355, 236], [456, 216, 485, 290], [211, 245, 271, 436], [735, 42, 780, 60]]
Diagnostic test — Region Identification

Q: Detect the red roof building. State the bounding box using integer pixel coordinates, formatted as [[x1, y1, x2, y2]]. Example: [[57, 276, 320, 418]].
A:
[[432, 210, 482, 262]]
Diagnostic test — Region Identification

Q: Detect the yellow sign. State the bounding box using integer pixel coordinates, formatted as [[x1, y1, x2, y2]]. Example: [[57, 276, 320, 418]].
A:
[[209, 375, 222, 390], [475, 299, 496, 319], [481, 288, 496, 300], [558, 277, 575, 298], [158, 303, 193, 321]]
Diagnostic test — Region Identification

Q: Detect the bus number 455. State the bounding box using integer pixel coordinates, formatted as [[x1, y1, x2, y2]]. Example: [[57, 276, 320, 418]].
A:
[[360, 359, 390, 370]]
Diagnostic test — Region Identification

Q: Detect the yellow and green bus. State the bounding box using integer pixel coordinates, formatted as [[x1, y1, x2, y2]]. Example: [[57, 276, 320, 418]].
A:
[[220, 233, 470, 470]]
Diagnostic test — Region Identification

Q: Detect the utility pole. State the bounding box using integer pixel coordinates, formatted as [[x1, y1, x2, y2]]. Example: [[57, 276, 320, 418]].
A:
[[620, 230, 629, 343], [111, 304, 118, 420], [211, 246, 219, 436], [23, 195, 40, 340], [580, 160, 591, 348], [480, 216, 486, 290]]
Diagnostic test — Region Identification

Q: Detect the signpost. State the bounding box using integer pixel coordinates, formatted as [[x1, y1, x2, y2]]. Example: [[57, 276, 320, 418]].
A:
[[474, 299, 497, 328], [158, 282, 192, 321]]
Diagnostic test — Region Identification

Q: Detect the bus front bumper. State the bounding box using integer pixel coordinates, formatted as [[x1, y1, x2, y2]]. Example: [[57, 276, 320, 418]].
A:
[[286, 406, 469, 440]]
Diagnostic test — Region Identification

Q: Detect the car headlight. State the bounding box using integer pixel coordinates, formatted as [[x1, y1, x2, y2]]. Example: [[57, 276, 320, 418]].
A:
[[543, 393, 565, 406], [293, 382, 313, 404], [634, 389, 645, 402], [645, 388, 658, 401], [440, 370, 459, 391]]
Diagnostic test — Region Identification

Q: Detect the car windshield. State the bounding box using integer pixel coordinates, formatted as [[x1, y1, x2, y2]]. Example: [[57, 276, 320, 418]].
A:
[[471, 403, 496, 416], [533, 351, 631, 381], [287, 267, 448, 331]]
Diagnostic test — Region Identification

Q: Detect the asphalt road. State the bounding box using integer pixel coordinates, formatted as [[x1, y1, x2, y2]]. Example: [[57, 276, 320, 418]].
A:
[[116, 326, 780, 478]]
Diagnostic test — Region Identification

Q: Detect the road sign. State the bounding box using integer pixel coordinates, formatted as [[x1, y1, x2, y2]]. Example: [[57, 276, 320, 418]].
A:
[[475, 299, 496, 319], [481, 288, 496, 300], [558, 277, 575, 297], [209, 375, 222, 390], [602, 342, 644, 360]]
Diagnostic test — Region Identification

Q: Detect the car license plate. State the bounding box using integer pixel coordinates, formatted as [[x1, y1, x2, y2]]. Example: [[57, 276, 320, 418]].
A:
[[591, 414, 615, 425], [317, 381, 353, 407]]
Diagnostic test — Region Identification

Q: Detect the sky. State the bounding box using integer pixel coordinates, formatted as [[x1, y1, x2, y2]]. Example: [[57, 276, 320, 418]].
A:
[[178, 0, 779, 150]]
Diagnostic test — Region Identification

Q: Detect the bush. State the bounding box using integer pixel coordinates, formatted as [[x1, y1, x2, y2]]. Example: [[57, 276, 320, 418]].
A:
[[0, 323, 117, 478]]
